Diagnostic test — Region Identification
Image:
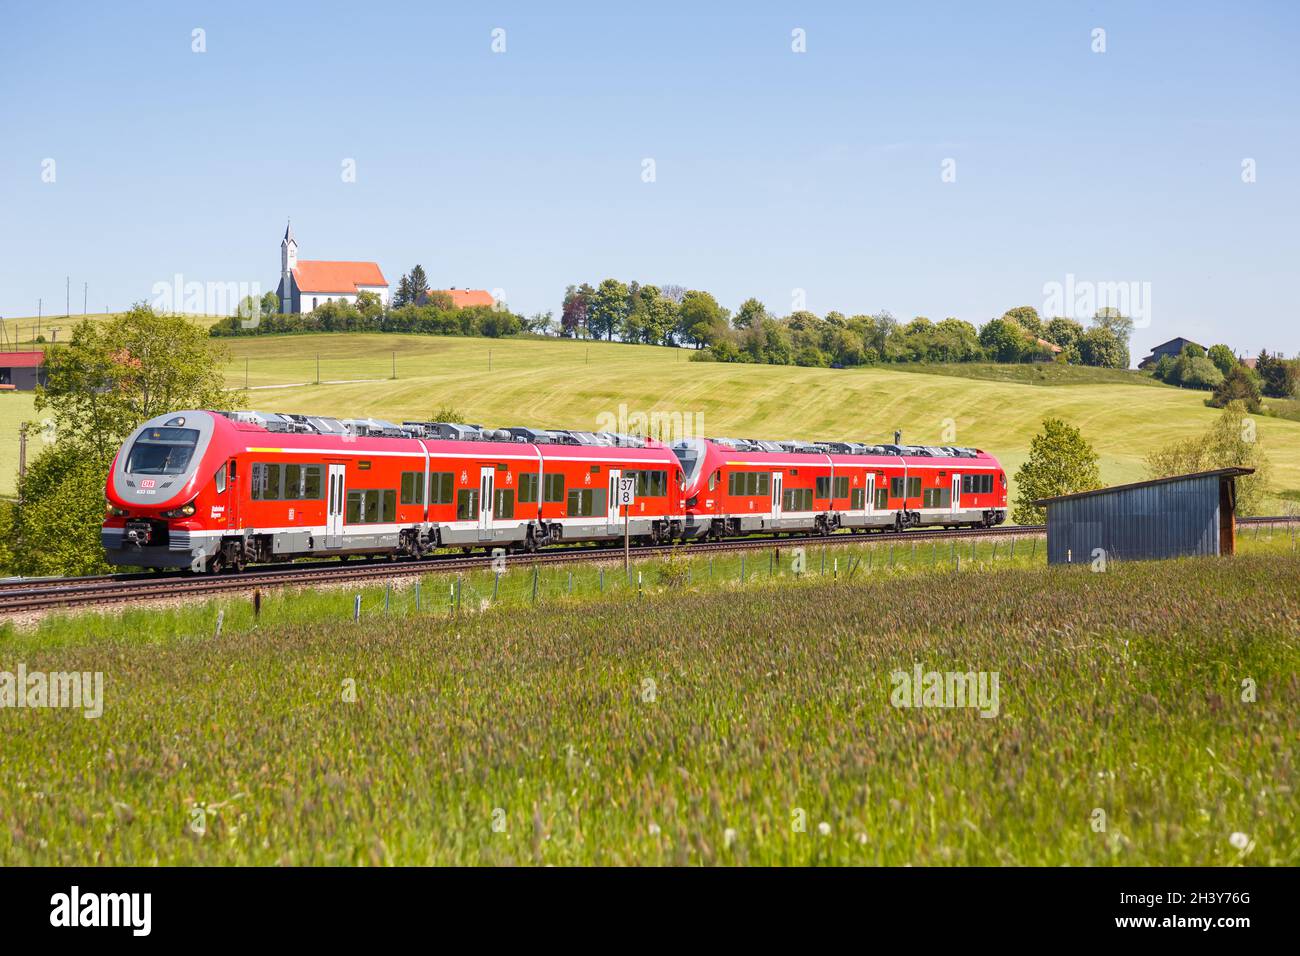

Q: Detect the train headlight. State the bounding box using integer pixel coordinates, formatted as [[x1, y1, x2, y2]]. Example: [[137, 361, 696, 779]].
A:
[[106, 502, 128, 518], [161, 502, 197, 518]]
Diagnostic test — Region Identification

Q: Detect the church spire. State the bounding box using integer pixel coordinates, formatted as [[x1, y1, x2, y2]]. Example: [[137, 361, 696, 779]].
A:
[[283, 218, 295, 244]]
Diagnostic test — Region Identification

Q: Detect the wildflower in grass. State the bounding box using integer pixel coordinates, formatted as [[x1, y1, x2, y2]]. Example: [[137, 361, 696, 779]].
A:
[[724, 828, 737, 849], [818, 822, 831, 836], [1229, 832, 1250, 850]]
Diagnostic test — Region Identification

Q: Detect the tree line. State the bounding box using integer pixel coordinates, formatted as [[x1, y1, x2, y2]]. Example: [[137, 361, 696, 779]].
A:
[[1149, 341, 1298, 411], [560, 281, 1135, 369]]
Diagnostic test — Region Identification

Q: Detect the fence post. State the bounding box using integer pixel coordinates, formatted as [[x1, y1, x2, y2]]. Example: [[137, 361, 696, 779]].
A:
[[493, 572, 500, 602], [740, 554, 746, 582], [532, 566, 539, 603], [214, 609, 224, 639], [385, 584, 391, 613], [415, 581, 421, 611], [354, 594, 362, 621], [599, 567, 604, 593]]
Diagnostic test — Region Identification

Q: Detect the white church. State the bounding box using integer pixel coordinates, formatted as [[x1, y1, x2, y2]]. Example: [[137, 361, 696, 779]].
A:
[[275, 221, 390, 314]]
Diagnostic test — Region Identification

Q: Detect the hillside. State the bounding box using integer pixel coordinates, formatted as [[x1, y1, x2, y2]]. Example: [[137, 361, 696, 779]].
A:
[[3, 332, 1298, 510], [219, 333, 1300, 512]]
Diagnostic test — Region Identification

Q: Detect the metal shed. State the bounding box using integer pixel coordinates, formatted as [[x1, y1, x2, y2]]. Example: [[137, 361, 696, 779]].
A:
[[0, 351, 47, 391], [1033, 468, 1254, 565]]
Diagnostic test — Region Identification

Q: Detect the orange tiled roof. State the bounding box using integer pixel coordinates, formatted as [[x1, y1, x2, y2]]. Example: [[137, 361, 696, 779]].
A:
[[293, 260, 387, 294], [430, 288, 495, 308]]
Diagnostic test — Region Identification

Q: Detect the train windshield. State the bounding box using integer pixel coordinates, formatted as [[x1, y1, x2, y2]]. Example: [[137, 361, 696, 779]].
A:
[[125, 427, 200, 475], [672, 439, 706, 486]]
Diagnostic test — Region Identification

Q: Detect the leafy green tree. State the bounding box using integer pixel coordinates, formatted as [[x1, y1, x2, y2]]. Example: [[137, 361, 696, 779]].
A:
[[1206, 344, 1237, 377], [10, 448, 114, 576], [979, 317, 1030, 362], [1075, 326, 1128, 368], [677, 290, 727, 348], [1209, 364, 1263, 412], [355, 290, 383, 318], [1145, 401, 1270, 515], [16, 305, 238, 574], [1091, 308, 1134, 349], [1152, 353, 1176, 382], [588, 279, 629, 341], [1256, 349, 1299, 398], [1043, 317, 1083, 353], [733, 297, 768, 330], [1175, 355, 1224, 390], [1011, 418, 1102, 524], [1002, 305, 1043, 337], [394, 274, 413, 308], [37, 304, 238, 461]]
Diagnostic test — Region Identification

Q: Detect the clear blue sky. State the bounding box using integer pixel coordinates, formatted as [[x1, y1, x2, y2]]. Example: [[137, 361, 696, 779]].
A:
[[2, 0, 1296, 361]]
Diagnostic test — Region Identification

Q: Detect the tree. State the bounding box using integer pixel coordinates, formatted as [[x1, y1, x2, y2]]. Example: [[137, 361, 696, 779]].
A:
[[355, 290, 383, 318], [588, 279, 629, 341], [16, 305, 238, 574], [406, 265, 429, 306], [1076, 327, 1128, 368], [1209, 364, 1263, 412], [37, 304, 238, 461], [1043, 317, 1084, 353], [1145, 401, 1271, 515], [1175, 355, 1224, 390], [733, 297, 768, 330], [1091, 308, 1134, 349], [394, 275, 413, 308], [1206, 344, 1237, 377], [1002, 305, 1043, 337], [1256, 349, 1298, 399], [1011, 418, 1102, 524], [979, 317, 1030, 363], [677, 290, 727, 348], [560, 284, 590, 337]]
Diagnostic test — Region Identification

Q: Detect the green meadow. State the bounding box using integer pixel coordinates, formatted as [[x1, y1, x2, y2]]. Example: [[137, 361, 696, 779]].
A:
[[1, 536, 1295, 865]]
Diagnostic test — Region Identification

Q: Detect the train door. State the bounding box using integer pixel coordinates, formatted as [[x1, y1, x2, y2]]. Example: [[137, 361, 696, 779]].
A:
[[220, 459, 239, 531], [479, 466, 495, 535], [326, 463, 345, 547], [864, 471, 875, 519], [771, 471, 783, 522], [607, 468, 621, 534], [951, 473, 961, 514]]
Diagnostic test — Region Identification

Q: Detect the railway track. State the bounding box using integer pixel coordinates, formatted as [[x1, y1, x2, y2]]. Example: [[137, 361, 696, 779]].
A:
[[2, 516, 1292, 615]]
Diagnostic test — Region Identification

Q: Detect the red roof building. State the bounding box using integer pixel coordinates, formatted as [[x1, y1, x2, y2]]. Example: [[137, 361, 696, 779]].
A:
[[0, 350, 47, 391], [429, 288, 496, 309], [275, 221, 390, 314]]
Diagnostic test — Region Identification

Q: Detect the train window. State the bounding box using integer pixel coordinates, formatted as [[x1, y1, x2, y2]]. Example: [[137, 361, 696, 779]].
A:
[[346, 490, 363, 523], [214, 465, 227, 494], [518, 472, 539, 503], [834, 476, 849, 499], [851, 488, 865, 510], [543, 474, 565, 502], [124, 426, 199, 475], [984, 475, 993, 493], [757, 472, 770, 495], [302, 465, 323, 500], [708, 471, 718, 492], [875, 488, 888, 510], [428, 472, 453, 505], [590, 464, 601, 474], [400, 471, 424, 505], [890, 476, 903, 498], [380, 489, 395, 522], [815, 476, 830, 499], [628, 470, 667, 497], [494, 488, 515, 520], [922, 488, 952, 508], [256, 463, 283, 501], [782, 488, 812, 512], [284, 464, 303, 499], [567, 489, 591, 516], [456, 489, 479, 520]]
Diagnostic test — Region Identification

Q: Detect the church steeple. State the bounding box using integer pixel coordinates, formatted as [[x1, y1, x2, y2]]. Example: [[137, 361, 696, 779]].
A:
[[280, 219, 298, 313]]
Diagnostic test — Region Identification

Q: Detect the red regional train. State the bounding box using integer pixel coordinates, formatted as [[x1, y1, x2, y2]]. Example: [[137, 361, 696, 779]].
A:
[[102, 410, 1006, 572]]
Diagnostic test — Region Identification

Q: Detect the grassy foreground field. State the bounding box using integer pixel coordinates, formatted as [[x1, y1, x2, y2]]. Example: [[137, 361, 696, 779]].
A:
[[218, 334, 1300, 512], [1, 547, 1295, 865]]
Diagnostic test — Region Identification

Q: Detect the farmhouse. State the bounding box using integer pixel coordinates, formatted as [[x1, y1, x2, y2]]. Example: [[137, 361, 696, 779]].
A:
[[429, 287, 496, 309], [1138, 336, 1202, 369], [0, 350, 46, 391], [275, 221, 389, 314]]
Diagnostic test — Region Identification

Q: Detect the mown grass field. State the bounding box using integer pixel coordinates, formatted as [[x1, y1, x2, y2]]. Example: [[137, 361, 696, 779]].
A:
[[216, 334, 1300, 512], [0, 539, 1294, 866], [5, 331, 1298, 507]]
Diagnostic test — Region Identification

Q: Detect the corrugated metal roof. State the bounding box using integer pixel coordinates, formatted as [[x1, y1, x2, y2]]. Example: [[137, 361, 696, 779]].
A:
[[1032, 468, 1254, 507]]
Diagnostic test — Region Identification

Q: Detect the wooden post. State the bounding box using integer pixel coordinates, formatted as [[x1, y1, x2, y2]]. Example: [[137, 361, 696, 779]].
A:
[[17, 422, 28, 501]]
